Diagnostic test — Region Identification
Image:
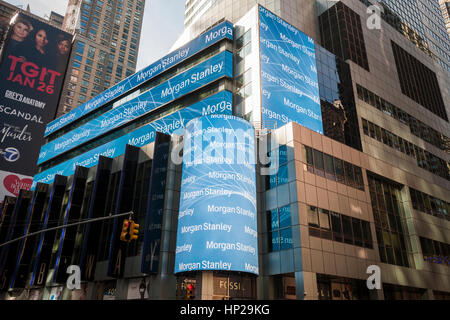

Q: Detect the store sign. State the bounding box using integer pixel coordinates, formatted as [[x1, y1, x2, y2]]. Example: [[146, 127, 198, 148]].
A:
[[175, 115, 258, 275], [45, 21, 234, 137], [38, 51, 233, 164], [259, 6, 323, 133], [213, 274, 255, 299], [0, 13, 72, 177], [32, 90, 233, 189]]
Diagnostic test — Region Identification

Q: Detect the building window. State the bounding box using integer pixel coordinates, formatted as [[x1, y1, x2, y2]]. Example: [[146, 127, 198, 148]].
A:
[[362, 118, 450, 181], [368, 173, 414, 268], [302, 146, 365, 190], [409, 188, 449, 221], [391, 41, 447, 121], [266, 145, 289, 189], [267, 205, 293, 252], [308, 206, 373, 248], [356, 83, 450, 154], [318, 2, 369, 71], [419, 237, 450, 267]]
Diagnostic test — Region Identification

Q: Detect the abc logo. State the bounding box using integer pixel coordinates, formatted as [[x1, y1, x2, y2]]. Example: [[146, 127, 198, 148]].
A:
[[4, 147, 20, 162]]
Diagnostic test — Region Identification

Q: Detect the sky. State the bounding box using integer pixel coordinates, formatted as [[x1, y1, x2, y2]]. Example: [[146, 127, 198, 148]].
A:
[[4, 0, 186, 71]]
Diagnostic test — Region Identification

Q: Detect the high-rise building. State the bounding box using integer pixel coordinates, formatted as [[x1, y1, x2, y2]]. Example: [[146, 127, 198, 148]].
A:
[[55, 0, 145, 118], [173, 0, 319, 50], [49, 11, 64, 28], [440, 0, 450, 36], [371, 0, 450, 73], [0, 0, 449, 301]]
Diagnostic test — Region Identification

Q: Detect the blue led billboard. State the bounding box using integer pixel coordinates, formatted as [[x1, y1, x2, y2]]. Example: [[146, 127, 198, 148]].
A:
[[32, 91, 233, 189], [175, 115, 258, 275], [259, 6, 323, 134], [44, 21, 234, 137], [38, 51, 233, 164]]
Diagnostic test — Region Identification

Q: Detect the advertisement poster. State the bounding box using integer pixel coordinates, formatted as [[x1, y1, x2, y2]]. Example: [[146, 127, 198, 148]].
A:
[[0, 13, 72, 180], [38, 51, 233, 164], [0, 169, 32, 204], [175, 115, 258, 275], [32, 91, 233, 189], [127, 278, 150, 300], [259, 6, 323, 133]]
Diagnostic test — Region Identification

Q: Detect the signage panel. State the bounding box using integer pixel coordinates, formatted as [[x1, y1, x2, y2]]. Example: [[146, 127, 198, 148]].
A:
[[174, 115, 258, 275], [32, 90, 233, 189], [38, 51, 233, 164], [44, 21, 234, 137], [0, 170, 32, 203], [259, 6, 323, 133], [0, 13, 72, 177]]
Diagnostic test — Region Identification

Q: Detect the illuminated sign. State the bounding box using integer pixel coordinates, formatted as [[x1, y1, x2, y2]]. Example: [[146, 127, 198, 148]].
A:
[[175, 115, 258, 275], [259, 6, 323, 133], [32, 91, 233, 189], [38, 51, 233, 164], [44, 21, 234, 137]]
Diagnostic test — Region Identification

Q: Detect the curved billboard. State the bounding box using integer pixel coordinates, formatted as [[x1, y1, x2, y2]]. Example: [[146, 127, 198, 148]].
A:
[[175, 115, 258, 275]]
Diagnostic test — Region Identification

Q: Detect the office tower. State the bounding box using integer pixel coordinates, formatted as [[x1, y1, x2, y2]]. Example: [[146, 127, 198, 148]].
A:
[[55, 0, 145, 118], [49, 11, 64, 28], [440, 0, 450, 35], [174, 0, 319, 49], [0, 0, 449, 301], [372, 0, 450, 73]]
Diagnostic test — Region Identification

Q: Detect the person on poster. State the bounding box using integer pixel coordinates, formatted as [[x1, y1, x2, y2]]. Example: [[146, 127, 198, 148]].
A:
[[5, 17, 33, 53], [15, 28, 50, 66], [52, 34, 71, 74]]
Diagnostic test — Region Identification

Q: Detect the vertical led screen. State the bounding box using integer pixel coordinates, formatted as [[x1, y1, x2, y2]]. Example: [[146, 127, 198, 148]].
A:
[[259, 6, 323, 134], [175, 115, 258, 275], [0, 13, 72, 201]]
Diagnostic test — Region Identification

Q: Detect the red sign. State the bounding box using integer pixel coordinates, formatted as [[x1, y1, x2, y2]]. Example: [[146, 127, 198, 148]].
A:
[[2, 174, 32, 196]]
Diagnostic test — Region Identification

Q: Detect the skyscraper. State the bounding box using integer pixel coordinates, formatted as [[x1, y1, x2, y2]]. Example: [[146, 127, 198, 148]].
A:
[[55, 0, 145, 118], [173, 0, 319, 50], [440, 0, 450, 36], [373, 0, 450, 73]]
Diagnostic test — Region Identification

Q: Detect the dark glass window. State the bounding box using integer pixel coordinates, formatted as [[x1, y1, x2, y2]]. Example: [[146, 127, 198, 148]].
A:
[[268, 206, 293, 252], [277, 165, 289, 186], [280, 228, 293, 250], [342, 216, 353, 245], [314, 150, 325, 177], [324, 154, 336, 181], [334, 158, 345, 184], [331, 212, 343, 242], [304, 146, 314, 173]]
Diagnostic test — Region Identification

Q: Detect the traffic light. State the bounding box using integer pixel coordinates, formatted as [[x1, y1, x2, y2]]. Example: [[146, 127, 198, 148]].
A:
[[186, 283, 195, 300], [120, 219, 131, 242], [129, 220, 139, 241]]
